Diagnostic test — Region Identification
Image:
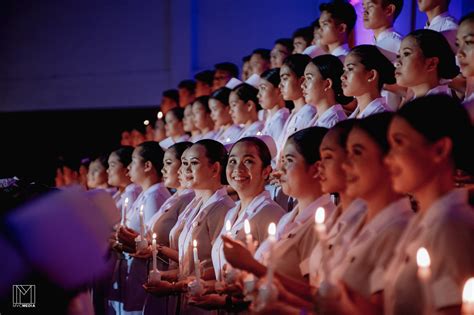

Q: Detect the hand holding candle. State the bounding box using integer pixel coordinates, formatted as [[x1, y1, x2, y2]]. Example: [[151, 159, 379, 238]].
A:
[[136, 204, 148, 251], [463, 278, 474, 315], [148, 233, 161, 283]]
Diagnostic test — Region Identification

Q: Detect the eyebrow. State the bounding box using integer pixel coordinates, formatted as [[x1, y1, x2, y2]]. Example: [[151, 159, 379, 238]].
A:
[[320, 146, 335, 151], [229, 154, 256, 159], [284, 153, 296, 158], [345, 63, 356, 67], [351, 144, 365, 151]]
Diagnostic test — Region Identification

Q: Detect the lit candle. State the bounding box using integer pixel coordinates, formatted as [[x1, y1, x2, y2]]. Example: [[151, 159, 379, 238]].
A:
[[244, 219, 255, 254], [225, 137, 231, 143], [266, 223, 277, 285], [143, 119, 150, 126], [225, 220, 232, 237], [193, 239, 201, 280], [157, 111, 163, 119], [122, 197, 129, 226], [256, 131, 262, 136], [139, 204, 145, 240], [152, 233, 157, 271], [462, 278, 474, 315], [315, 207, 330, 281], [416, 247, 432, 315]]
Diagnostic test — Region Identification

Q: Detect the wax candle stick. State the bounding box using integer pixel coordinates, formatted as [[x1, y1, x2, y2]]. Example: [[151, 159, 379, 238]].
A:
[[148, 233, 161, 283], [139, 204, 145, 239], [225, 220, 232, 237], [152, 233, 157, 271], [315, 207, 330, 281], [416, 247, 432, 315], [244, 219, 255, 254], [193, 239, 201, 280], [266, 222, 276, 285], [122, 197, 129, 226], [463, 278, 474, 315]]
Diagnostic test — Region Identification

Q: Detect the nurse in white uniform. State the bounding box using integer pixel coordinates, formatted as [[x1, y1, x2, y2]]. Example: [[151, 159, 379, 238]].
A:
[[341, 45, 395, 119], [209, 87, 242, 144], [144, 140, 234, 315], [222, 127, 335, 286], [456, 14, 474, 123], [192, 96, 217, 141], [183, 103, 202, 142], [159, 107, 190, 149], [301, 54, 349, 129], [383, 95, 474, 315], [113, 141, 171, 314], [258, 68, 290, 144], [229, 83, 265, 139], [395, 30, 458, 105]]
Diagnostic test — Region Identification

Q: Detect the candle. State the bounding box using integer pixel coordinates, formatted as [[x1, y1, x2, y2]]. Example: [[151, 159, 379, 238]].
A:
[[122, 197, 129, 226], [157, 111, 163, 119], [315, 207, 330, 282], [463, 278, 474, 315], [139, 204, 145, 239], [143, 119, 150, 126], [416, 247, 432, 315], [152, 233, 157, 271], [256, 131, 262, 136], [244, 219, 255, 254], [193, 239, 201, 280], [266, 222, 276, 285], [225, 220, 232, 237]]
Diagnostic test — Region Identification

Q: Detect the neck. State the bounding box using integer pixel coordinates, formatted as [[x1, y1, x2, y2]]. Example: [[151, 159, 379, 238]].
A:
[[411, 78, 439, 98], [239, 189, 264, 213], [195, 183, 222, 203], [466, 77, 474, 97], [355, 90, 381, 113], [315, 97, 336, 116], [293, 97, 306, 110], [245, 114, 258, 126], [426, 7, 447, 23], [97, 183, 109, 189], [373, 25, 391, 39], [338, 191, 354, 212], [222, 121, 232, 129], [140, 176, 160, 191], [191, 130, 200, 137], [328, 41, 344, 53], [414, 166, 454, 215], [364, 185, 402, 223], [200, 126, 212, 134], [269, 100, 284, 116], [296, 182, 324, 212]]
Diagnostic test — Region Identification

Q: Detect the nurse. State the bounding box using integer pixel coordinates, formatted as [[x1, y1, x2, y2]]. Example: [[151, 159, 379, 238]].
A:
[[384, 94, 474, 315], [301, 54, 350, 128], [159, 107, 190, 149], [222, 127, 335, 283], [183, 103, 201, 142], [341, 45, 396, 119], [144, 140, 235, 314], [456, 12, 474, 122], [258, 68, 290, 144], [229, 83, 265, 139], [192, 96, 217, 141], [395, 29, 459, 104], [209, 87, 242, 144]]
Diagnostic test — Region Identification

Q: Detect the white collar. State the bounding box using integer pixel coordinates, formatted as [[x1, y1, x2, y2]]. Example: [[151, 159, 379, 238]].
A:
[[331, 44, 350, 57], [427, 11, 451, 27], [374, 27, 395, 43]]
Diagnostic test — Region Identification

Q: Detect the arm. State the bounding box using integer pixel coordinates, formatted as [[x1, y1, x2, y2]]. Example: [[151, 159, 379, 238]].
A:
[[158, 245, 179, 262]]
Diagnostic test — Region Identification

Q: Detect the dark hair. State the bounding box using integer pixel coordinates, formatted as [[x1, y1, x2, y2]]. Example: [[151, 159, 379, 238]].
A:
[[283, 54, 311, 77], [275, 38, 294, 54], [232, 83, 262, 111], [214, 62, 239, 78], [111, 146, 134, 167], [319, 0, 357, 34], [287, 127, 329, 164], [397, 95, 474, 175], [260, 68, 281, 88], [460, 12, 474, 25], [311, 18, 321, 29], [353, 112, 394, 155], [96, 154, 110, 170], [292, 26, 314, 46], [210, 87, 232, 106], [167, 107, 185, 121], [194, 139, 229, 185], [194, 70, 214, 86], [242, 55, 251, 63], [178, 80, 196, 94], [252, 48, 271, 61], [407, 29, 459, 79], [382, 0, 403, 20], [331, 119, 357, 148], [231, 137, 272, 168], [349, 45, 396, 89], [162, 89, 179, 105], [136, 141, 165, 175], [168, 141, 193, 160], [193, 96, 211, 113], [310, 54, 353, 105]]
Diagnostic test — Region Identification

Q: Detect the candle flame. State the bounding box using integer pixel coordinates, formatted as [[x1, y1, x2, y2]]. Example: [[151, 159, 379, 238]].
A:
[[268, 222, 276, 236], [144, 119, 150, 126], [225, 220, 231, 232], [225, 137, 231, 143], [157, 111, 163, 119], [140, 204, 144, 213], [315, 207, 325, 224], [193, 239, 197, 247], [124, 197, 129, 204], [256, 131, 262, 136], [416, 247, 431, 268], [463, 278, 474, 304], [152, 233, 156, 240], [244, 219, 251, 235]]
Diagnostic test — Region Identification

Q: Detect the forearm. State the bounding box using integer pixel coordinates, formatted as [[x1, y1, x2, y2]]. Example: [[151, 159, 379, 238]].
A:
[[160, 246, 179, 262], [275, 273, 313, 302]]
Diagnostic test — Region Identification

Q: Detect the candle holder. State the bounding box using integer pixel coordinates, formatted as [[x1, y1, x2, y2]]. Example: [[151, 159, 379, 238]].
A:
[[148, 269, 161, 284], [135, 235, 148, 252]]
